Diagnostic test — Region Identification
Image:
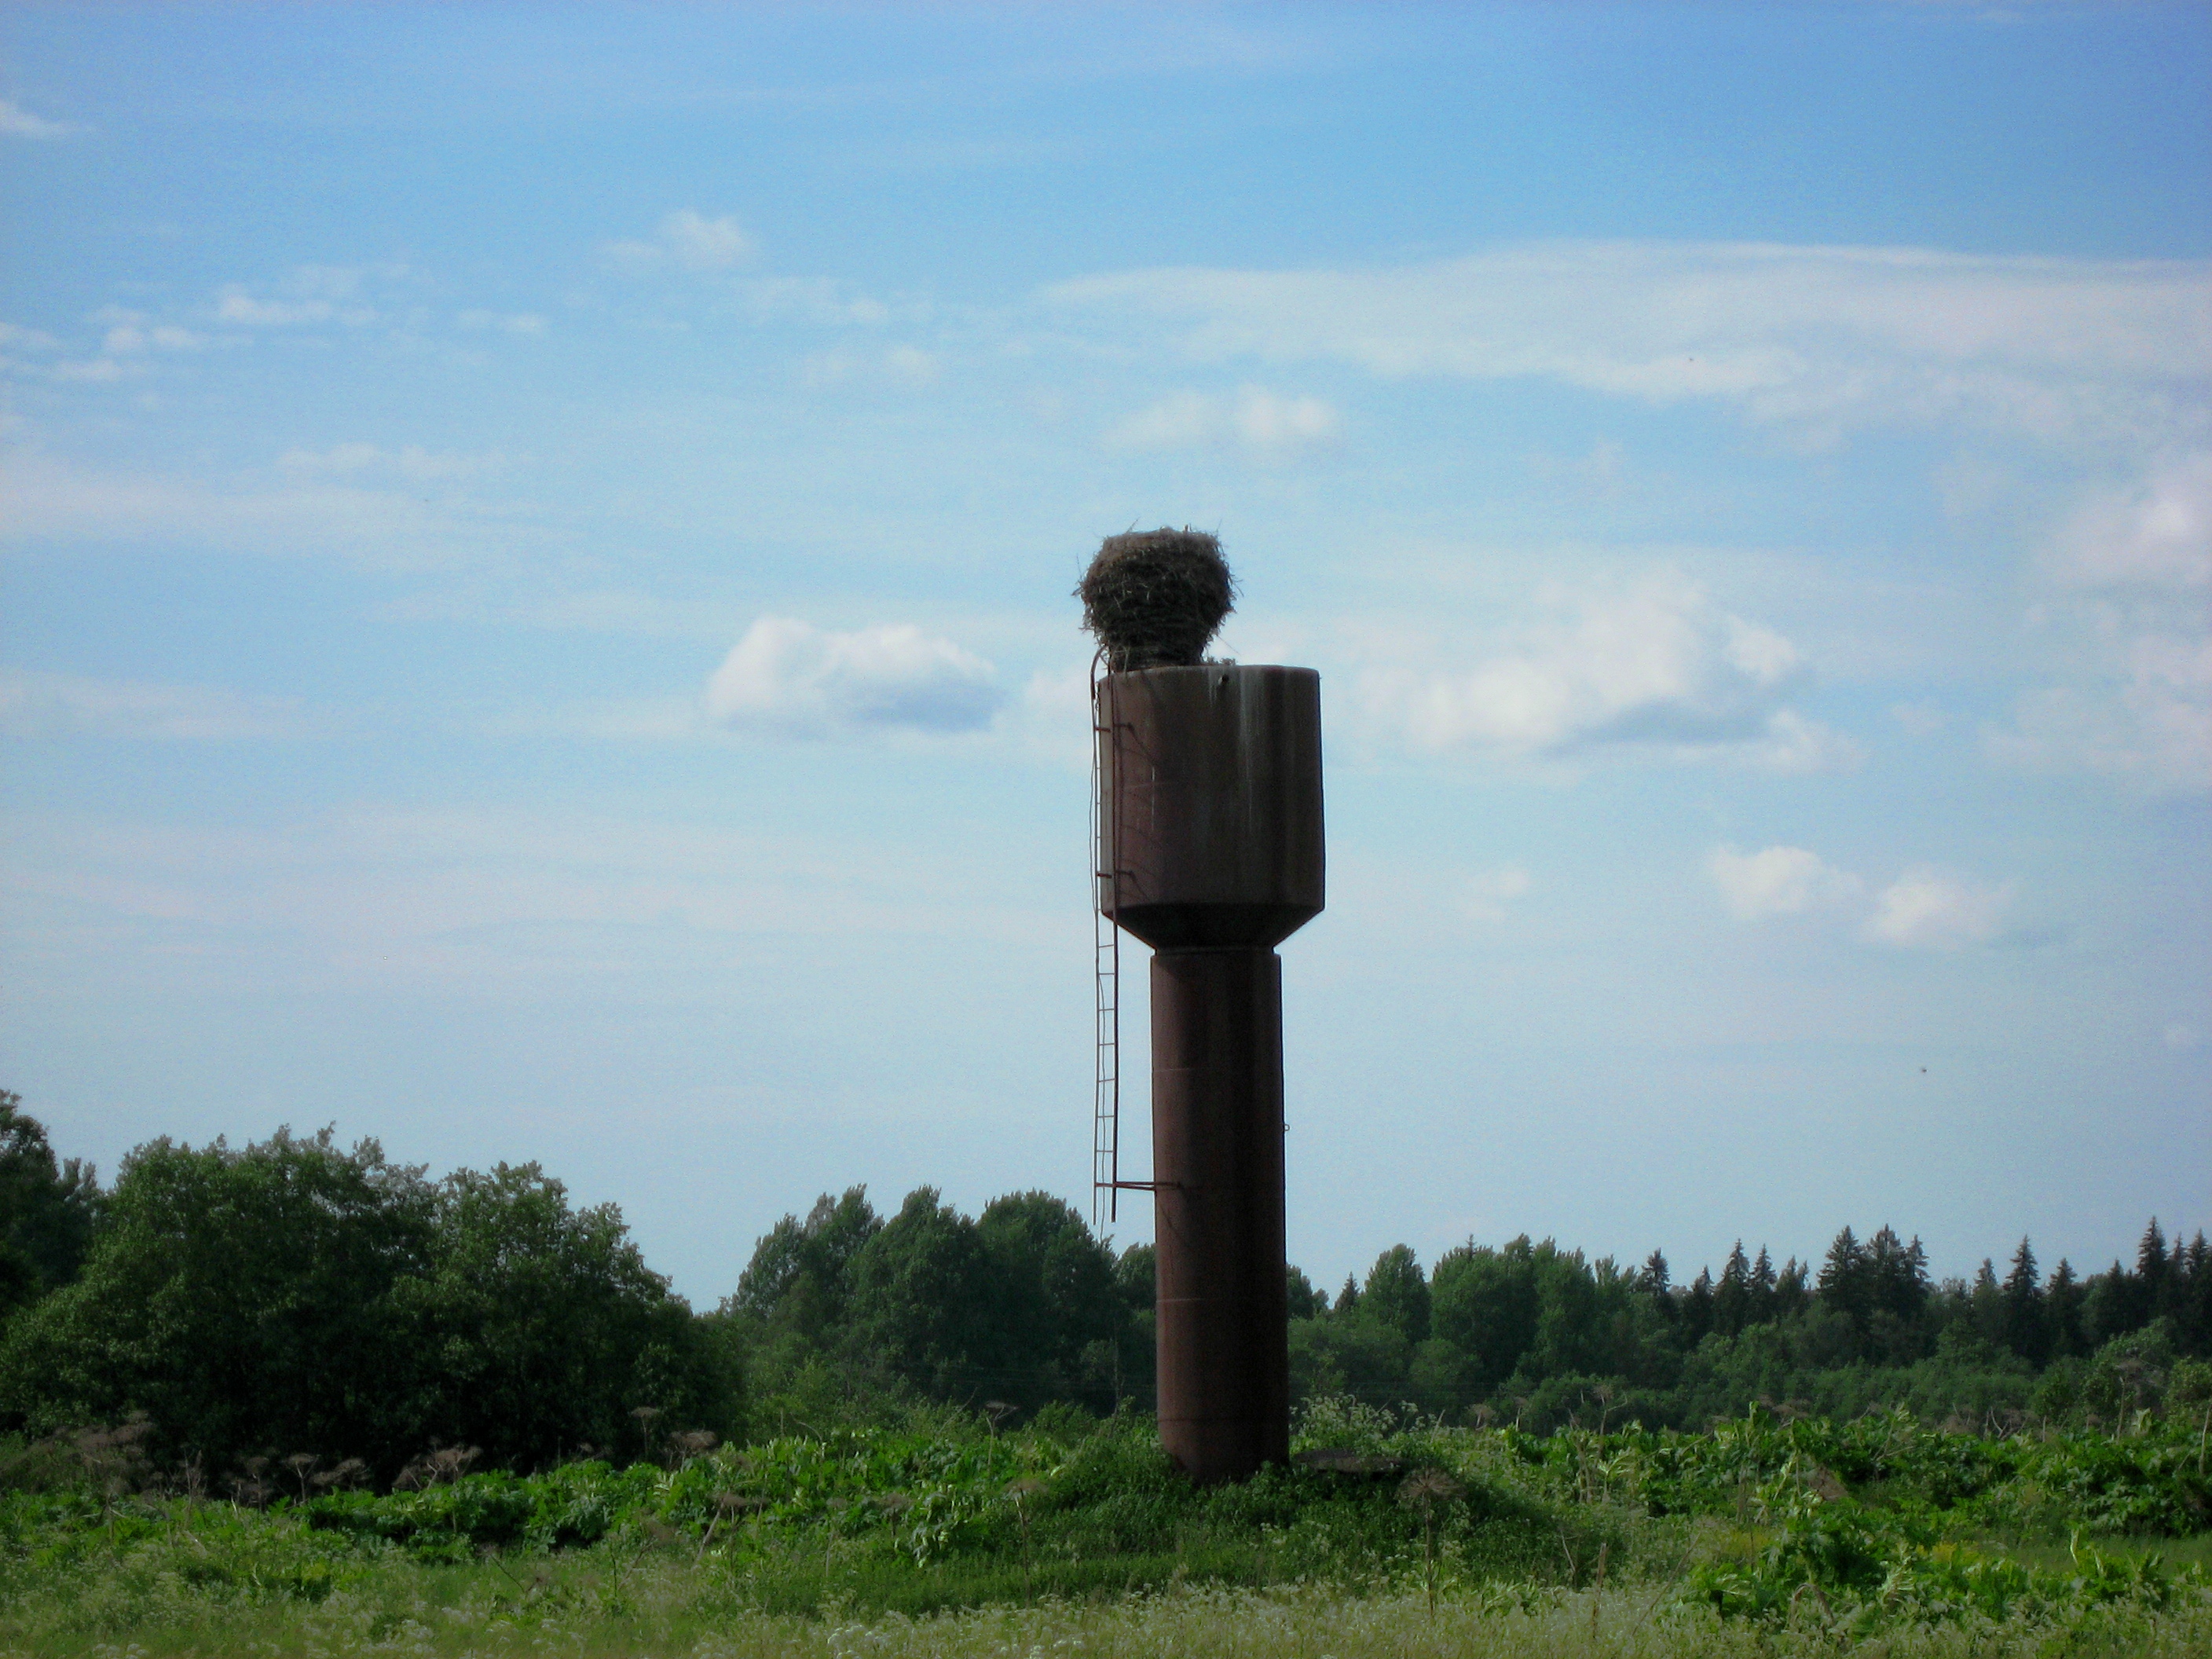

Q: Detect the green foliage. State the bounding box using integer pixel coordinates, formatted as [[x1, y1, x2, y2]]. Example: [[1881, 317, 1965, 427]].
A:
[[0, 1128, 436, 1469], [725, 1184, 1137, 1431], [1290, 1218, 2210, 1434], [0, 1127, 729, 1475], [390, 1160, 734, 1470], [0, 1093, 101, 1321], [5, 1407, 2210, 1656], [1360, 1245, 1430, 1345]]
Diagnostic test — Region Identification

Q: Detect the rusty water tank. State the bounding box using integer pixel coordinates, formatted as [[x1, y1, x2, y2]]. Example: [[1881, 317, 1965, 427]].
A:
[[1096, 664, 1324, 1484]]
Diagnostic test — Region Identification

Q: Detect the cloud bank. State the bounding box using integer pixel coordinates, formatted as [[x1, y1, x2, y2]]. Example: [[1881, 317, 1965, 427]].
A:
[[1708, 844, 2015, 950], [1707, 845, 1862, 921], [1047, 242, 2212, 445], [1106, 386, 1340, 454], [0, 98, 80, 140], [604, 210, 756, 272], [1993, 452, 2211, 794], [704, 617, 1003, 738], [0, 669, 307, 742], [1350, 576, 1855, 771]]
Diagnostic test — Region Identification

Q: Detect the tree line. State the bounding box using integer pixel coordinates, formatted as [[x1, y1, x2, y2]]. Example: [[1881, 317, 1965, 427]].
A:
[[2, 1093, 2206, 1483]]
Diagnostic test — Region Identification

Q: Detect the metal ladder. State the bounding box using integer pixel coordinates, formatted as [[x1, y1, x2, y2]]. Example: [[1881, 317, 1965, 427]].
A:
[[1090, 661, 1128, 1227]]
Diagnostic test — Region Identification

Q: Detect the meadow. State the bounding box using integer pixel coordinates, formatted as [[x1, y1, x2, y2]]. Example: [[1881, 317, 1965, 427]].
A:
[[5, 1399, 2207, 1657]]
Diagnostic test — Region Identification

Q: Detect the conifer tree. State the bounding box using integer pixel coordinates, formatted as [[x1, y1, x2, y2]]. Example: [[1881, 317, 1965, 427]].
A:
[[2044, 1258, 2084, 1357], [1816, 1227, 1868, 1326], [1752, 1247, 1778, 1324], [2000, 1237, 2048, 1364], [1683, 1267, 1715, 1343], [1714, 1242, 1752, 1338], [1774, 1258, 1811, 1320]]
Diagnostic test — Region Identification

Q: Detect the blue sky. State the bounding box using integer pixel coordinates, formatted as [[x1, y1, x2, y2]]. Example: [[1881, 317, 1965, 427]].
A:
[[3, 3, 2207, 1306]]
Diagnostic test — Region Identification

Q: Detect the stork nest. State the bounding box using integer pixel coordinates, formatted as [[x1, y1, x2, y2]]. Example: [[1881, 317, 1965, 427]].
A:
[[1076, 529, 1236, 672]]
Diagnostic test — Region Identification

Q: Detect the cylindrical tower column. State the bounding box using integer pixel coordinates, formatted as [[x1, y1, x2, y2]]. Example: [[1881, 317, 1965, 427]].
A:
[[1097, 664, 1322, 1485], [1151, 945, 1289, 1482]]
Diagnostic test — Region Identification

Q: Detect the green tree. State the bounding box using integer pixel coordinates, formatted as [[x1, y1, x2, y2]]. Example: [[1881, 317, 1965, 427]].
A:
[[730, 1187, 881, 1331], [2000, 1237, 2049, 1364], [1868, 1226, 1932, 1321], [844, 1187, 1001, 1401], [1115, 1242, 1155, 1313], [1361, 1245, 1431, 1345], [2045, 1257, 2086, 1357], [0, 1093, 102, 1317], [1289, 1312, 1409, 1405], [1430, 1238, 1540, 1397], [393, 1162, 731, 1470], [0, 1128, 434, 1467], [974, 1190, 1126, 1412], [1816, 1226, 1868, 1329], [1713, 1242, 1753, 1338]]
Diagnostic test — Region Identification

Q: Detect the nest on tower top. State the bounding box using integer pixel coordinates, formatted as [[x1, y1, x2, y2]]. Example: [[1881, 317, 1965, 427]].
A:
[[1077, 529, 1236, 672]]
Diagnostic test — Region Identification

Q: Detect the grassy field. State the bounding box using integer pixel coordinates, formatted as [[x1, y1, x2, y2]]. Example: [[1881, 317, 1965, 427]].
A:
[[4, 1402, 2207, 1656]]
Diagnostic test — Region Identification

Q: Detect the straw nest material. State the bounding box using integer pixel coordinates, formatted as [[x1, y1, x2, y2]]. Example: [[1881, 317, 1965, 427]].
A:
[[1076, 529, 1236, 672]]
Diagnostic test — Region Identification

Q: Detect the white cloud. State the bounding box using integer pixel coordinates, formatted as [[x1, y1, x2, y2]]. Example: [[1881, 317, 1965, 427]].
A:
[[1754, 709, 1868, 775], [214, 265, 394, 328], [93, 309, 207, 355], [1046, 243, 2212, 445], [704, 617, 1003, 737], [2166, 1023, 2201, 1051], [0, 98, 79, 139], [1460, 865, 1532, 922], [663, 209, 754, 269], [801, 343, 940, 386], [1, 803, 1042, 989], [1992, 454, 2212, 794], [456, 309, 548, 336], [1707, 844, 2015, 949], [1349, 574, 1851, 768], [52, 357, 131, 383], [0, 450, 533, 569], [0, 669, 308, 741], [217, 291, 340, 327], [1106, 386, 1340, 452], [743, 275, 893, 326], [605, 209, 756, 272], [276, 443, 507, 481], [1862, 867, 2014, 950], [1707, 845, 1862, 921], [0, 320, 61, 353], [2049, 452, 2211, 591]]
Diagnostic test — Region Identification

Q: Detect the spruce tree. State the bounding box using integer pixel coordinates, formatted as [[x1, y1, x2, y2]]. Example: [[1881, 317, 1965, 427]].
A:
[[1752, 1247, 1778, 1325], [1684, 1267, 1716, 1343], [1775, 1258, 1811, 1320], [1816, 1227, 1868, 1327], [1715, 1242, 1752, 1338], [2046, 1258, 2086, 1357], [2000, 1237, 2048, 1364]]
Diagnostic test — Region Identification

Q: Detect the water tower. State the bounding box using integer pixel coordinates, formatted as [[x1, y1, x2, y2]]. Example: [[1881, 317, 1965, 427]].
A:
[[1082, 530, 1324, 1485]]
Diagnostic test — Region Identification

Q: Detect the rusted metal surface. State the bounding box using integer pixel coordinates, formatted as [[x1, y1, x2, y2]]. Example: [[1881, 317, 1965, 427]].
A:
[[1093, 663, 1324, 1485], [1097, 666, 1324, 950], [1151, 946, 1291, 1484]]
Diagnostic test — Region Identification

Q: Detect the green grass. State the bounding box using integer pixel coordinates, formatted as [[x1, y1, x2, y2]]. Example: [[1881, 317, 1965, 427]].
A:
[[5, 1566, 2209, 1659], [4, 1405, 2209, 1655]]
